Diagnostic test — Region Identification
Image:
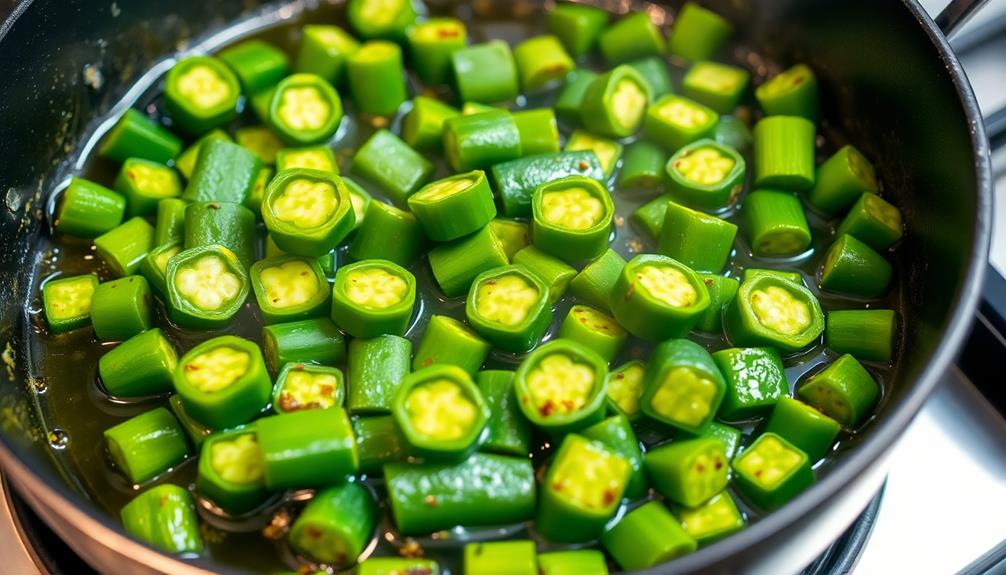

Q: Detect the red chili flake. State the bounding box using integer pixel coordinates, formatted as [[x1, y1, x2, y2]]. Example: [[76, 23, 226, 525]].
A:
[[279, 393, 301, 412], [539, 400, 555, 417], [421, 358, 433, 367], [603, 488, 617, 505], [185, 364, 199, 371], [294, 364, 305, 371], [307, 526, 323, 539], [437, 28, 460, 38], [673, 160, 685, 170], [792, 76, 804, 86], [271, 297, 280, 303], [424, 495, 438, 507], [696, 463, 705, 472], [754, 470, 763, 477], [126, 170, 137, 180], [704, 278, 714, 287], [577, 161, 589, 170], [552, 482, 564, 492], [561, 399, 575, 412], [614, 373, 625, 380], [486, 280, 497, 285], [208, 203, 220, 210], [300, 271, 308, 277], [714, 459, 723, 470], [579, 317, 589, 325], [320, 385, 334, 397]]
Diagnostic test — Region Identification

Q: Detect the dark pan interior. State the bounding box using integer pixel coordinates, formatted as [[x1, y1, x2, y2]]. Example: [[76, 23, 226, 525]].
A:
[[0, 0, 989, 573]]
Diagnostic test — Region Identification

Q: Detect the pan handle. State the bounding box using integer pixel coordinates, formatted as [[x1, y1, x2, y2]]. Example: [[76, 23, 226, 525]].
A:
[[935, 0, 991, 36]]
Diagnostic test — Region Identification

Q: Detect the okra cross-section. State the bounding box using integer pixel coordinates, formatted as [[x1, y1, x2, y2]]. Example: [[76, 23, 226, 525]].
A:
[[557, 304, 628, 363], [536, 434, 631, 543], [465, 265, 551, 353], [407, 170, 497, 241], [392, 364, 490, 461], [580, 65, 651, 138], [42, 273, 98, 334], [165, 245, 249, 329], [173, 335, 272, 429], [724, 274, 825, 353], [611, 254, 711, 341], [732, 432, 815, 510], [262, 168, 355, 257], [268, 73, 343, 145], [644, 95, 719, 152], [164, 56, 240, 134], [331, 259, 416, 338], [797, 354, 880, 428], [665, 138, 745, 209], [606, 360, 647, 421], [676, 491, 746, 546], [514, 339, 609, 434], [639, 339, 725, 434], [532, 175, 615, 263], [755, 63, 820, 122], [273, 362, 345, 414], [645, 437, 729, 508], [196, 427, 269, 515], [250, 255, 329, 325], [682, 61, 750, 113]]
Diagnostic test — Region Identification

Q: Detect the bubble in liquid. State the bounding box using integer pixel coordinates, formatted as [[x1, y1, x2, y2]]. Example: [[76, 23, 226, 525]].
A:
[[48, 428, 69, 449]]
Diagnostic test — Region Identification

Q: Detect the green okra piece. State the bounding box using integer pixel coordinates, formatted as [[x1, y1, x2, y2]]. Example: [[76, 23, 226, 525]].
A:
[[539, 551, 608, 575], [581, 414, 648, 499], [564, 129, 622, 177], [668, 2, 733, 61], [262, 317, 346, 372], [169, 394, 214, 448], [344, 176, 371, 231], [294, 24, 360, 84], [695, 273, 739, 333], [513, 339, 608, 433], [489, 218, 531, 261], [359, 558, 441, 575], [347, 334, 412, 414], [547, 2, 609, 56], [174, 335, 272, 428], [466, 265, 552, 353], [165, 245, 249, 329], [392, 364, 490, 461], [257, 406, 358, 489], [182, 139, 262, 205], [724, 273, 825, 353], [599, 11, 666, 64], [701, 421, 743, 460], [628, 56, 674, 100], [836, 192, 904, 251], [513, 108, 561, 156], [451, 40, 520, 104], [611, 254, 711, 341], [99, 108, 182, 165], [140, 241, 181, 299], [154, 198, 187, 245], [766, 396, 841, 462], [275, 145, 338, 173], [120, 484, 202, 554], [676, 491, 746, 546], [262, 169, 355, 257], [711, 347, 789, 420], [273, 362, 344, 414], [809, 145, 880, 214], [331, 260, 416, 338], [826, 308, 897, 363], [464, 541, 537, 575], [755, 64, 820, 122], [250, 255, 330, 325], [558, 304, 628, 363], [555, 69, 599, 123], [443, 110, 522, 173], [606, 360, 646, 421], [164, 56, 240, 134], [753, 115, 816, 191], [347, 41, 408, 116], [666, 138, 745, 209], [408, 170, 497, 241], [348, 199, 427, 267], [645, 437, 729, 507], [580, 65, 651, 138], [513, 35, 575, 92], [95, 217, 156, 278], [413, 315, 491, 375], [733, 432, 815, 510], [632, 194, 671, 239], [745, 189, 812, 256], [55, 177, 125, 238], [98, 328, 177, 397], [196, 427, 268, 515], [743, 267, 805, 285], [639, 339, 724, 433], [250, 85, 277, 124], [490, 150, 604, 217], [235, 125, 283, 165], [658, 200, 738, 273], [184, 200, 256, 269], [512, 245, 576, 302], [90, 275, 152, 341], [428, 225, 509, 298], [269, 73, 344, 144], [532, 175, 615, 263], [682, 60, 750, 113], [476, 370, 532, 457], [384, 453, 536, 535], [407, 18, 467, 85], [113, 158, 182, 218], [819, 234, 893, 298], [715, 115, 754, 151], [537, 434, 631, 543], [797, 354, 880, 428], [602, 501, 697, 570], [175, 129, 231, 180], [462, 101, 498, 115], [287, 483, 377, 568], [619, 141, 667, 188], [347, 0, 417, 40], [569, 248, 626, 313], [353, 129, 433, 205], [402, 96, 461, 151], [42, 274, 98, 334], [644, 95, 719, 152], [353, 414, 410, 473], [218, 39, 289, 94], [104, 407, 189, 484]]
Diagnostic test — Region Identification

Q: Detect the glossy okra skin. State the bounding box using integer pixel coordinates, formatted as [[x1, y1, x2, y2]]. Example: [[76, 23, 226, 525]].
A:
[[407, 18, 467, 85], [55, 177, 126, 238], [466, 265, 552, 353], [104, 407, 189, 484], [348, 199, 427, 267], [295, 24, 360, 84], [724, 274, 825, 353], [347, 0, 417, 40], [114, 158, 182, 218], [744, 189, 812, 257], [98, 328, 177, 397], [476, 370, 532, 456], [619, 141, 667, 188], [491, 150, 604, 217], [412, 314, 491, 374], [808, 145, 880, 214], [173, 335, 272, 429], [602, 501, 697, 570], [464, 541, 537, 575], [235, 125, 283, 165], [512, 108, 561, 155], [643, 95, 719, 153], [165, 245, 249, 329], [196, 427, 269, 515], [645, 437, 729, 507], [569, 248, 626, 313], [175, 130, 231, 179], [490, 218, 531, 260], [184, 200, 257, 269], [42, 274, 98, 334], [676, 491, 747, 546], [331, 259, 416, 338], [611, 254, 711, 341], [599, 11, 666, 64], [384, 453, 536, 535], [94, 217, 156, 278], [532, 175, 615, 262], [141, 240, 179, 296], [353, 414, 410, 473], [275, 145, 338, 172], [443, 110, 522, 172], [826, 309, 897, 362], [218, 39, 289, 94], [513, 339, 609, 434], [451, 40, 520, 104], [288, 482, 377, 567], [665, 139, 745, 209], [99, 108, 182, 164], [513, 35, 575, 92], [639, 339, 725, 434], [512, 246, 576, 303], [249, 255, 330, 325], [695, 273, 739, 334], [732, 432, 815, 510], [164, 56, 240, 134], [547, 3, 609, 57], [743, 267, 805, 285], [555, 69, 599, 122], [836, 192, 904, 251], [753, 115, 816, 191], [702, 421, 743, 460], [755, 64, 820, 122], [668, 2, 733, 61], [658, 200, 738, 273], [798, 354, 880, 428], [819, 234, 893, 298], [581, 414, 648, 499], [565, 130, 622, 177], [359, 558, 441, 575], [407, 170, 497, 241], [606, 360, 647, 421], [428, 225, 509, 298], [629, 56, 674, 101], [262, 317, 347, 372], [347, 335, 412, 414], [580, 65, 651, 138], [262, 168, 355, 257], [90, 275, 153, 341], [268, 73, 343, 144], [711, 347, 790, 420], [354, 129, 433, 205], [402, 96, 461, 151], [766, 396, 841, 461], [558, 304, 628, 363], [539, 550, 609, 575], [155, 198, 187, 245], [120, 484, 203, 554], [273, 362, 345, 413], [169, 394, 214, 448], [344, 176, 371, 231], [256, 406, 359, 489], [682, 61, 750, 113]]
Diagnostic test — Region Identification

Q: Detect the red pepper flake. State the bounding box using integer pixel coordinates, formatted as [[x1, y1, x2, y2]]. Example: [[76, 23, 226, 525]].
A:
[[278, 392, 300, 412], [320, 384, 334, 397], [300, 271, 308, 277], [293, 364, 305, 371], [714, 458, 723, 470], [306, 526, 323, 539], [421, 358, 433, 367], [436, 28, 460, 38], [552, 482, 564, 492], [696, 463, 705, 472], [614, 373, 624, 380], [562, 399, 575, 411], [603, 488, 617, 506], [792, 76, 804, 86], [424, 495, 438, 507], [673, 160, 685, 170], [126, 170, 137, 180], [577, 160, 589, 170], [539, 400, 555, 417], [185, 364, 199, 371], [754, 470, 763, 477], [704, 278, 714, 287], [486, 279, 496, 285]]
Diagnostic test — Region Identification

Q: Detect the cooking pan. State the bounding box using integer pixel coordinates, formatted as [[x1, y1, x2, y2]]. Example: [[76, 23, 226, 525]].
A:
[[0, 0, 995, 573]]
